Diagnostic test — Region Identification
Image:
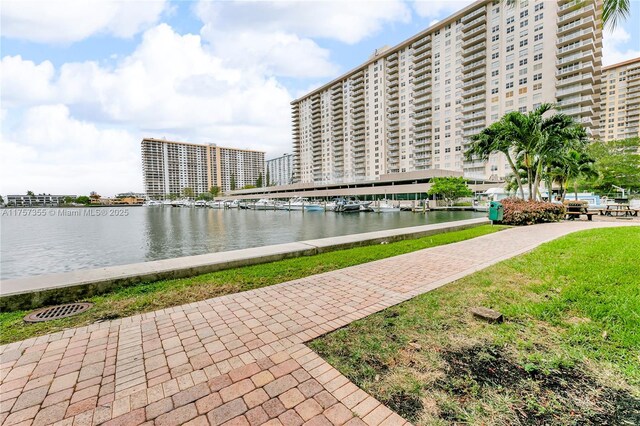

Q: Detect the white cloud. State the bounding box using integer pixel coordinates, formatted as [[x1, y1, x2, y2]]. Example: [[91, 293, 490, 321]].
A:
[[0, 56, 55, 106], [412, 0, 474, 19], [0, 105, 141, 195], [1, 24, 296, 195], [200, 29, 339, 78], [1, 0, 167, 43], [603, 27, 640, 66], [195, 0, 411, 45]]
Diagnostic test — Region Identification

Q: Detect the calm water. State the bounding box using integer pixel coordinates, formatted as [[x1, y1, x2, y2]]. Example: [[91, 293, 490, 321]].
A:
[[0, 207, 483, 280]]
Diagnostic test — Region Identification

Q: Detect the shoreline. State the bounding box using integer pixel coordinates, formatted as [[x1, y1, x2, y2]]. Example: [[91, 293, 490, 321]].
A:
[[0, 218, 489, 311]]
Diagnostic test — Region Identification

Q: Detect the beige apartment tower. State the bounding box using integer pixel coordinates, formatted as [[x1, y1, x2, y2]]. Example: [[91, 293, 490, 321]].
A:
[[141, 138, 265, 197], [291, 0, 602, 183], [600, 57, 640, 141]]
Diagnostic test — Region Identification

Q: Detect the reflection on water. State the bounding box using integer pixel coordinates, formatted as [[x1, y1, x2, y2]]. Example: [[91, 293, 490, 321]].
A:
[[0, 207, 484, 280]]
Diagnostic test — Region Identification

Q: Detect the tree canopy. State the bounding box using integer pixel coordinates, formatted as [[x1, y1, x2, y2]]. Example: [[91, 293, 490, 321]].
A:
[[428, 177, 473, 206]]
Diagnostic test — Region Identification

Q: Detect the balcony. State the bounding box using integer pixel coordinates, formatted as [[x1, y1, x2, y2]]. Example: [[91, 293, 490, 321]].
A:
[[557, 62, 594, 77], [558, 39, 595, 56], [412, 36, 431, 50], [414, 66, 431, 78], [461, 24, 486, 41], [558, 17, 595, 36], [556, 73, 594, 87], [413, 41, 431, 57], [462, 93, 485, 105], [414, 95, 431, 106], [462, 33, 485, 49], [557, 28, 594, 45], [462, 69, 485, 83], [557, 95, 594, 108], [462, 59, 486, 73], [461, 6, 485, 24], [413, 49, 430, 62], [559, 105, 594, 116], [557, 51, 594, 66], [414, 80, 431, 91], [461, 15, 485, 32], [414, 57, 432, 70], [463, 76, 486, 91], [462, 102, 485, 113], [556, 84, 594, 97], [414, 72, 430, 85], [462, 84, 485, 98], [558, 3, 595, 24], [463, 111, 485, 121]]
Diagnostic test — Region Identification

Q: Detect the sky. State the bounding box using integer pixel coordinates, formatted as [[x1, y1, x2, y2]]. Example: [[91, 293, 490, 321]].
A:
[[1, 0, 640, 197]]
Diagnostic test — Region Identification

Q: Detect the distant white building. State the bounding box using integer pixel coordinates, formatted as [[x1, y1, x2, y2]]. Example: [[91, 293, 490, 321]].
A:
[[266, 153, 294, 186], [7, 194, 76, 206]]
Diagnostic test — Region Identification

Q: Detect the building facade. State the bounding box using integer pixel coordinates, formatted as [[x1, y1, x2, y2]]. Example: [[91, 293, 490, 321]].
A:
[[600, 57, 640, 141], [6, 195, 77, 206], [291, 0, 602, 183], [141, 138, 265, 197], [266, 153, 294, 186]]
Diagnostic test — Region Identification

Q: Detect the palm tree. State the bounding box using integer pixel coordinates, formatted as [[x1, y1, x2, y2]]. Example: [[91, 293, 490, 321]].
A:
[[467, 121, 526, 198], [603, 0, 631, 30], [547, 150, 596, 201]]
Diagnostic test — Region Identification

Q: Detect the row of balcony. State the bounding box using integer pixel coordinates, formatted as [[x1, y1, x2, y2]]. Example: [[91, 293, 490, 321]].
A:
[[461, 7, 485, 25], [557, 62, 595, 78], [557, 28, 595, 45], [558, 3, 595, 24], [558, 16, 595, 36], [556, 84, 594, 97], [462, 33, 485, 49]]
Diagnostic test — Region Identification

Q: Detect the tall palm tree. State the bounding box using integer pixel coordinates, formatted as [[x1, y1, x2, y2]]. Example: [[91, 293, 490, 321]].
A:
[[549, 150, 597, 200], [467, 121, 526, 198]]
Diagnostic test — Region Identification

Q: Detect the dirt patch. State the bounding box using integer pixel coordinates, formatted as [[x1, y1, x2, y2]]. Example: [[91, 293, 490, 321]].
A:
[[384, 391, 424, 422], [438, 344, 640, 425]]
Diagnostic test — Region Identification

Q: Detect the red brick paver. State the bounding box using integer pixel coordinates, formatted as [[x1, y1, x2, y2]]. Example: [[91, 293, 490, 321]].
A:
[[0, 221, 634, 425]]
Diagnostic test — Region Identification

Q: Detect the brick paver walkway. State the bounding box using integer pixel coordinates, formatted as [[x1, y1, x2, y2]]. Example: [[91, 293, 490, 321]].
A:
[[1, 221, 637, 426]]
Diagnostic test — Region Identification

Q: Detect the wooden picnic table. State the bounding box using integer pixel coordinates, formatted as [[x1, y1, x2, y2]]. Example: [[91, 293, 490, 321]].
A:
[[599, 204, 637, 217]]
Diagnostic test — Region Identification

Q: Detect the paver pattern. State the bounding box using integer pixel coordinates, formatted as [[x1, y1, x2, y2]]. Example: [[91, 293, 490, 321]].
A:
[[1, 221, 636, 426]]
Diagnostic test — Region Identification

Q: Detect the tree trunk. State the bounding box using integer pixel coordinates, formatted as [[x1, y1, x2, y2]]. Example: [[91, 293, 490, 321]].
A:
[[532, 161, 543, 201], [505, 153, 525, 199]]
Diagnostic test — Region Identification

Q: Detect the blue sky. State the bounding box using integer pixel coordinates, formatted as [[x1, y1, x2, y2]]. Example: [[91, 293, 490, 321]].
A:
[[1, 0, 640, 196]]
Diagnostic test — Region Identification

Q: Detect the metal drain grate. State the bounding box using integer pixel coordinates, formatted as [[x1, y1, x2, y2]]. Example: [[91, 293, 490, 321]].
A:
[[24, 303, 93, 323]]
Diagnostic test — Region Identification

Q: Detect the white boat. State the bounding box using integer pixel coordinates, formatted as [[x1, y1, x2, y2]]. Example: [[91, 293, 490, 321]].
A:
[[225, 200, 240, 209], [162, 200, 173, 207], [207, 200, 225, 209], [375, 200, 400, 213], [278, 197, 323, 211], [249, 199, 277, 210], [334, 198, 361, 212], [143, 200, 163, 207], [194, 200, 207, 207]]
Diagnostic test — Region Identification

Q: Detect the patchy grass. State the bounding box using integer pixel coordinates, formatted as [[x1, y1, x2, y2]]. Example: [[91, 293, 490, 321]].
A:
[[310, 227, 640, 425], [0, 224, 507, 345]]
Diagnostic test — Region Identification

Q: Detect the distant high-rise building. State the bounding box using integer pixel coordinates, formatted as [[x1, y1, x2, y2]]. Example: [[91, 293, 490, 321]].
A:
[[141, 138, 265, 197], [600, 57, 640, 141], [291, 0, 602, 183], [265, 153, 294, 186]]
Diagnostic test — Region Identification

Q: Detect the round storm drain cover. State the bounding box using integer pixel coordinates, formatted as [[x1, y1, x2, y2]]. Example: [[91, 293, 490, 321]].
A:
[[24, 303, 93, 323]]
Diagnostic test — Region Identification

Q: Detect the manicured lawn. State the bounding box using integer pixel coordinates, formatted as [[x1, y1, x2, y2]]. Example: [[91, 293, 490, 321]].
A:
[[0, 224, 507, 344], [310, 227, 640, 425]]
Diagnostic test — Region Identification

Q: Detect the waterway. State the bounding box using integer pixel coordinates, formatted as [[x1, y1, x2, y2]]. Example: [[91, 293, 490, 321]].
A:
[[0, 207, 484, 280]]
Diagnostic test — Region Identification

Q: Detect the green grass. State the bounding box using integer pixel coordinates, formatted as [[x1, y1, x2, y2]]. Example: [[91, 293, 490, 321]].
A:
[[310, 227, 640, 425], [0, 224, 507, 345]]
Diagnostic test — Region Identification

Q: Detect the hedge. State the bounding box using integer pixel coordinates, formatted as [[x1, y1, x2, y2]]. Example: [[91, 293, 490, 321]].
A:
[[499, 198, 565, 226]]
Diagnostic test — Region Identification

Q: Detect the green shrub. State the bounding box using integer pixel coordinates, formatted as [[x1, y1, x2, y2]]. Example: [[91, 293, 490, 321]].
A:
[[499, 198, 565, 226]]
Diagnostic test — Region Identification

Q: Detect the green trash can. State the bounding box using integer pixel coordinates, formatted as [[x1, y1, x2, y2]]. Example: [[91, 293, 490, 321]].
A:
[[488, 201, 503, 222]]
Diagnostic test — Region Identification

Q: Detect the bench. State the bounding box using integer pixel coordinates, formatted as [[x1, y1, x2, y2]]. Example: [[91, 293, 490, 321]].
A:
[[564, 201, 593, 221], [565, 210, 595, 221]]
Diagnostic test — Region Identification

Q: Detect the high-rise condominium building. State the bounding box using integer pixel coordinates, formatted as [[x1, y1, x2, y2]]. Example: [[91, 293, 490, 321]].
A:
[[600, 57, 640, 141], [141, 138, 265, 197], [266, 153, 294, 186], [291, 0, 602, 183]]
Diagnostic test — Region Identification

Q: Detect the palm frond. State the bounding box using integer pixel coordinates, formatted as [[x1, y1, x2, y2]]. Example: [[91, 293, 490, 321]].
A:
[[603, 0, 631, 30]]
